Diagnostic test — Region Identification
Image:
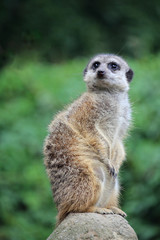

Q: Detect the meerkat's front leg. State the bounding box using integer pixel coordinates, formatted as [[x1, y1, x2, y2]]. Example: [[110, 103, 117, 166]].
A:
[[103, 141, 125, 179], [111, 141, 126, 170]]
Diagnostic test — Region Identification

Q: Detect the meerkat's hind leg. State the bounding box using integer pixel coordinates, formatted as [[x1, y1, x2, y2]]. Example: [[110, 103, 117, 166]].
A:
[[109, 206, 127, 217], [87, 206, 114, 215], [106, 179, 127, 218], [86, 205, 126, 217]]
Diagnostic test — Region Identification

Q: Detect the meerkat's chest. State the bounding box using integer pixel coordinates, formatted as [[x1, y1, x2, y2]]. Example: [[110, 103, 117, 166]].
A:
[[97, 104, 126, 141]]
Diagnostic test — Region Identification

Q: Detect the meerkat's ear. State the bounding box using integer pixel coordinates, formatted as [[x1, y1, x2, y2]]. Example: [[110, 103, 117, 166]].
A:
[[83, 67, 87, 77], [126, 69, 134, 82], [83, 61, 90, 77]]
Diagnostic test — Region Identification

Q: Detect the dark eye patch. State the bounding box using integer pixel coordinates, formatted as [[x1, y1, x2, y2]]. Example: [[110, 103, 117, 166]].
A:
[[92, 61, 100, 70], [108, 62, 120, 71]]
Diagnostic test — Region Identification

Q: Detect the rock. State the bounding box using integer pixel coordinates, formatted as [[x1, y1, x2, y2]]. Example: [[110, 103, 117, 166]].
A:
[[47, 213, 138, 240]]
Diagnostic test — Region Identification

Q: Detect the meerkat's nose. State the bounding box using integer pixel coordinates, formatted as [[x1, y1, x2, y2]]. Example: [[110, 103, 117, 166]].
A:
[[97, 70, 105, 78]]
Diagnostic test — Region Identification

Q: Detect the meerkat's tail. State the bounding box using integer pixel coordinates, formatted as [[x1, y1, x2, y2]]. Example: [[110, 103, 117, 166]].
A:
[[55, 163, 101, 225], [56, 211, 69, 226]]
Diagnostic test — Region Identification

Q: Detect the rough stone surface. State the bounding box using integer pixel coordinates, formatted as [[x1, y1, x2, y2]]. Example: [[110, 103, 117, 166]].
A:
[[47, 213, 138, 240]]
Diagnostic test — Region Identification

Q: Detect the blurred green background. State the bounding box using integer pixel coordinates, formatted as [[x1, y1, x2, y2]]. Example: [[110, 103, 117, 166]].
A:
[[0, 1, 160, 240]]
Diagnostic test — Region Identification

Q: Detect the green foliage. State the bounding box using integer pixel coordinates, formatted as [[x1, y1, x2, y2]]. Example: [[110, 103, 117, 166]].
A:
[[0, 55, 160, 239], [0, 0, 160, 66], [120, 56, 160, 240], [0, 56, 86, 240]]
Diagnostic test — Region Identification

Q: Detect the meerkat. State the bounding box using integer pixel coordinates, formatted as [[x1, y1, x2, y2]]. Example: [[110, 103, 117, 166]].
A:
[[44, 54, 134, 224]]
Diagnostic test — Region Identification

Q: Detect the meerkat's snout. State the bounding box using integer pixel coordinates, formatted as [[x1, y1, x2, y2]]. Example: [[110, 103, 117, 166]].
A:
[[97, 70, 106, 79]]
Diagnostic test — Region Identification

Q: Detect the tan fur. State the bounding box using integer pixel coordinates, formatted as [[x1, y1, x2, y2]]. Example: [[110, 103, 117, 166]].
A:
[[44, 54, 133, 224]]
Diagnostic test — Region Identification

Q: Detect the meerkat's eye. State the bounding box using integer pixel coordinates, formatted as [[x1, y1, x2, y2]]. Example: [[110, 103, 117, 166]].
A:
[[92, 61, 100, 70], [108, 62, 120, 71]]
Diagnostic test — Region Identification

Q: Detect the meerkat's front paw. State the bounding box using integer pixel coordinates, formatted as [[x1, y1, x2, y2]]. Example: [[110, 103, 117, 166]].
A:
[[110, 206, 127, 218], [106, 163, 118, 178]]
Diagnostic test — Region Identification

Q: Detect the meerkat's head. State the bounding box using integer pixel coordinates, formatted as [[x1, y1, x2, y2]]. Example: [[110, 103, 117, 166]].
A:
[[83, 54, 134, 92]]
